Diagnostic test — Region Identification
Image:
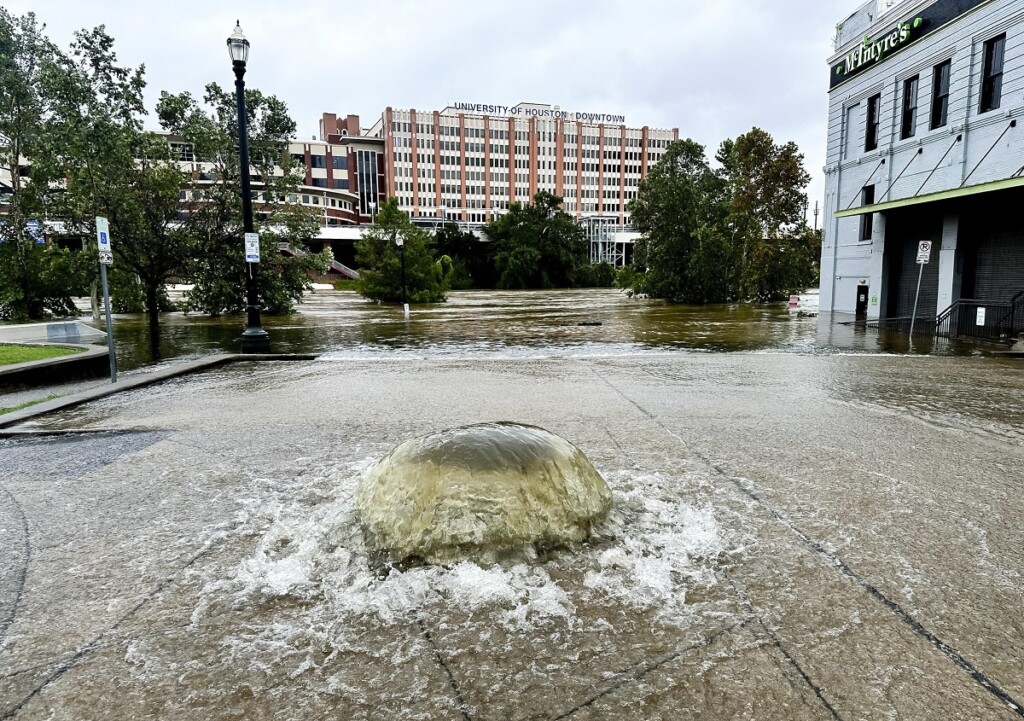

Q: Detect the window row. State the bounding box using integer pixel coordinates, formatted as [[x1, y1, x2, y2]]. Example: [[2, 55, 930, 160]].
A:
[[860, 33, 1004, 153]]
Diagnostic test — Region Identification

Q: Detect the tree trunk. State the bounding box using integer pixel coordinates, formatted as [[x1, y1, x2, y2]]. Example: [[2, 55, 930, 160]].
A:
[[90, 279, 101, 320], [146, 282, 160, 334]]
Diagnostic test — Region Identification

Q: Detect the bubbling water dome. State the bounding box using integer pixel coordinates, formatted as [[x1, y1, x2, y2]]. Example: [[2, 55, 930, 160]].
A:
[[356, 422, 613, 564]]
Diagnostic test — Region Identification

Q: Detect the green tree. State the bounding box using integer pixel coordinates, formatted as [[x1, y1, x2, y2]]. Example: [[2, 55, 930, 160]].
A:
[[0, 9, 89, 320], [626, 139, 731, 303], [573, 261, 617, 288], [355, 198, 449, 303], [433, 221, 497, 289], [716, 128, 814, 300], [156, 83, 327, 316], [484, 191, 589, 289], [19, 21, 200, 329]]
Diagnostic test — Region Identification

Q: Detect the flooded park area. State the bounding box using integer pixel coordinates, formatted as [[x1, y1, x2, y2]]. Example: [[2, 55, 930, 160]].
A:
[[1, 289, 1022, 719]]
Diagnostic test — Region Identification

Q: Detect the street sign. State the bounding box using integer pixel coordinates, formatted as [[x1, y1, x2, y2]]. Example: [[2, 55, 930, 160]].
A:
[[395, 237, 404, 247], [916, 240, 932, 264], [976, 307, 986, 326], [244, 232, 260, 263], [95, 215, 117, 384], [909, 240, 933, 336], [96, 217, 111, 252]]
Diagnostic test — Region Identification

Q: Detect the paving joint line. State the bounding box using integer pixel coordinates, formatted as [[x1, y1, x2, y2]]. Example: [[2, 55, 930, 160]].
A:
[[416, 618, 473, 721], [587, 363, 1024, 718], [545, 622, 746, 721], [0, 542, 222, 720], [0, 485, 30, 646], [721, 569, 843, 720]]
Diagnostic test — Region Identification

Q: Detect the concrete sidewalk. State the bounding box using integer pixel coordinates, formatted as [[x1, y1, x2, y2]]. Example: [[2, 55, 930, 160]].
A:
[[0, 354, 317, 429], [0, 353, 1022, 720]]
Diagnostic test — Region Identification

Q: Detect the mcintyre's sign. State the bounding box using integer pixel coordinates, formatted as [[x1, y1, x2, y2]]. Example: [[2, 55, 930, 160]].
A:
[[450, 102, 626, 124], [829, 0, 990, 90], [833, 17, 923, 84]]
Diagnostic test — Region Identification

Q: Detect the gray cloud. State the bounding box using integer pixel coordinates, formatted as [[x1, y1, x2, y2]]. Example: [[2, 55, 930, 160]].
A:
[[13, 0, 840, 218]]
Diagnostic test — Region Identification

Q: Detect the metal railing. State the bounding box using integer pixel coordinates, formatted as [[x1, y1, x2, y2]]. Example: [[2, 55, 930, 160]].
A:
[[863, 291, 1024, 344], [866, 315, 936, 335], [935, 299, 1013, 342], [991, 290, 1024, 340]]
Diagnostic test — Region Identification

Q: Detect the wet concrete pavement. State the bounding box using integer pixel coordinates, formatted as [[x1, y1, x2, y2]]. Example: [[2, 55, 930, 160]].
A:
[[1, 353, 1022, 720]]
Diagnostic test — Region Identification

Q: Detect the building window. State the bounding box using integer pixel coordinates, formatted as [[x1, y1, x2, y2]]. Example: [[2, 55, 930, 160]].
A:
[[865, 94, 881, 151], [310, 155, 327, 169], [931, 60, 951, 130], [860, 185, 875, 242], [980, 34, 1005, 113], [843, 104, 859, 160], [332, 156, 348, 170], [311, 178, 327, 188], [333, 179, 348, 190], [901, 75, 919, 139]]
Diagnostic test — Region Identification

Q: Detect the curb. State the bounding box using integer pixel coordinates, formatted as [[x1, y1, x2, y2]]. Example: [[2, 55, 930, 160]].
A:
[[0, 344, 110, 388], [0, 353, 318, 430]]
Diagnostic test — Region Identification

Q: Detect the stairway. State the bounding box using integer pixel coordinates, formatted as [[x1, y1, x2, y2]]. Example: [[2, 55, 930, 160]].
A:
[[278, 243, 359, 280]]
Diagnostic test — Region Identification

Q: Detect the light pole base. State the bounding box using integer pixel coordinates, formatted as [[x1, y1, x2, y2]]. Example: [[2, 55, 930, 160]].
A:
[[240, 326, 271, 353]]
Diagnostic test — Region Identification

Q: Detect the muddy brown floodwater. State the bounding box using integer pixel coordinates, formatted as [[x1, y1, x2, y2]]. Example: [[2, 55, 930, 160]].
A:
[[1, 289, 1021, 720], [100, 288, 980, 371]]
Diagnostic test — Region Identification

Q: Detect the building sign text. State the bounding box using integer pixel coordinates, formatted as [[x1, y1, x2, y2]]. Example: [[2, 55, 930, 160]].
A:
[[450, 102, 626, 124]]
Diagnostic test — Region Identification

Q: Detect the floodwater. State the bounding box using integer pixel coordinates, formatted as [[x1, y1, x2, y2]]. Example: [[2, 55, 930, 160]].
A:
[[2, 289, 1022, 719], [99, 288, 987, 372]]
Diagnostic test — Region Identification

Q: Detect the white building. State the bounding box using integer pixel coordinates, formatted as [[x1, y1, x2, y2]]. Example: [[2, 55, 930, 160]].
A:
[[821, 0, 1024, 338], [370, 103, 678, 228]]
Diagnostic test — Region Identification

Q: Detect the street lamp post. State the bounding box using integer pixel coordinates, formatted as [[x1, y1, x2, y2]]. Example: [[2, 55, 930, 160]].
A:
[[367, 201, 376, 223], [228, 21, 270, 353], [396, 234, 409, 319]]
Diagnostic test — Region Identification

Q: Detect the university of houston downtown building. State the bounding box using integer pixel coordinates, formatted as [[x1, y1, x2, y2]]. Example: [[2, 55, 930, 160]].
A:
[[822, 0, 1024, 329], [159, 103, 676, 269], [369, 103, 678, 226]]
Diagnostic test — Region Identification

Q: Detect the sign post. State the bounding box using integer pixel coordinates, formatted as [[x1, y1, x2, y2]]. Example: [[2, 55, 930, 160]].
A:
[[908, 240, 932, 337], [95, 217, 117, 383]]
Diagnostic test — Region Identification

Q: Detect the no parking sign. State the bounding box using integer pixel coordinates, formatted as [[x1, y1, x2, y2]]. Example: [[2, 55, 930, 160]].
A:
[[916, 241, 932, 264]]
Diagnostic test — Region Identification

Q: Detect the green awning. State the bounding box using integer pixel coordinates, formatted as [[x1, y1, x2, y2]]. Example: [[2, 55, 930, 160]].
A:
[[834, 174, 1024, 218]]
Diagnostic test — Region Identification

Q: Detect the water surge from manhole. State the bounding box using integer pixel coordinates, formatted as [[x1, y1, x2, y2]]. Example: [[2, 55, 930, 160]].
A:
[[355, 422, 613, 565]]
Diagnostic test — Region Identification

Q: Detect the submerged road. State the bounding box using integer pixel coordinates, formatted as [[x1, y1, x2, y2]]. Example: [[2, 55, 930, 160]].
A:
[[0, 353, 1021, 720]]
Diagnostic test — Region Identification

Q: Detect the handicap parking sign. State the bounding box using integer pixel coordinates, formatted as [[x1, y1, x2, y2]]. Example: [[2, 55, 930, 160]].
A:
[[96, 217, 111, 251]]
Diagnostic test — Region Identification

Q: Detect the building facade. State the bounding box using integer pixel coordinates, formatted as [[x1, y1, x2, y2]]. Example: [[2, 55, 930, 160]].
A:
[[369, 102, 678, 226], [822, 0, 1024, 330]]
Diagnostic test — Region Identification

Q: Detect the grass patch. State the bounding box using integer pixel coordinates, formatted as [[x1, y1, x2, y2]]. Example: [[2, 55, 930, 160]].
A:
[[0, 394, 62, 416], [0, 344, 82, 366], [332, 279, 358, 291]]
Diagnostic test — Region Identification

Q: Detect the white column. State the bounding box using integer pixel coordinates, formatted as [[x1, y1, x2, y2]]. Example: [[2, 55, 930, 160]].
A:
[[821, 188, 839, 313], [936, 214, 960, 315], [867, 212, 886, 319]]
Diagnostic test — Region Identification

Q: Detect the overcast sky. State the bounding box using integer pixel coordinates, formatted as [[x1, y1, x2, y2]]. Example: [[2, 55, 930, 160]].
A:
[[14, 0, 850, 223]]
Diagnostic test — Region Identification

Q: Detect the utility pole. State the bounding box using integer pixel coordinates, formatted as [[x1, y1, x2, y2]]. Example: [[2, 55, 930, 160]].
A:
[[814, 201, 820, 232]]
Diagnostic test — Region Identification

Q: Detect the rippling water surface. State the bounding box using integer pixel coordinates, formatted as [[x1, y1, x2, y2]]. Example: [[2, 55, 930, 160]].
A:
[[104, 288, 990, 371]]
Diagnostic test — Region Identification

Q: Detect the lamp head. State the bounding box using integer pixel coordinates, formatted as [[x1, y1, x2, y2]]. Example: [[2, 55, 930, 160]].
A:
[[227, 21, 250, 66]]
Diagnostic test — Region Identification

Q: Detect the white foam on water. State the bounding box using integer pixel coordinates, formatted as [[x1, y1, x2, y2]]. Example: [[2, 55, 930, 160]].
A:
[[582, 473, 723, 621], [184, 459, 732, 681]]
